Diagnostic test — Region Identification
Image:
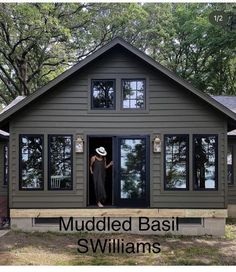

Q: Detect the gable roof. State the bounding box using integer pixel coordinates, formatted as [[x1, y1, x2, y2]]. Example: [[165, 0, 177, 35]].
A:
[[0, 96, 25, 114], [0, 37, 236, 129], [213, 96, 236, 113]]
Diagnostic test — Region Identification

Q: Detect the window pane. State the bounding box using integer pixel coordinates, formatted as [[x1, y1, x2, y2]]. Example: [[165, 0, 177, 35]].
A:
[[20, 135, 43, 190], [137, 91, 144, 99], [227, 145, 233, 185], [122, 80, 145, 109], [4, 144, 8, 185], [137, 81, 144, 91], [123, 100, 129, 108], [49, 135, 72, 190], [165, 135, 188, 189], [120, 139, 146, 199], [194, 135, 217, 189], [92, 80, 115, 109], [130, 100, 137, 108]]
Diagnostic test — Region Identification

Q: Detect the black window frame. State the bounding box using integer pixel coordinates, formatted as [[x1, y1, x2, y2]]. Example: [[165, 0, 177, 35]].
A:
[[164, 134, 189, 191], [91, 79, 116, 110], [227, 144, 234, 185], [193, 134, 218, 191], [121, 79, 146, 110], [3, 143, 8, 186], [19, 134, 44, 191], [48, 134, 73, 191], [116, 135, 150, 207]]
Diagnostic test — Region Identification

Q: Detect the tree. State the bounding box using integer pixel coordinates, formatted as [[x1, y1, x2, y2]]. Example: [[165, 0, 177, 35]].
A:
[[0, 3, 235, 105], [0, 3, 147, 105], [141, 3, 236, 95]]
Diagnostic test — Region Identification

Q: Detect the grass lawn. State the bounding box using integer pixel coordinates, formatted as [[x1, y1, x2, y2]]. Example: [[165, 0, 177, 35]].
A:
[[0, 219, 236, 265]]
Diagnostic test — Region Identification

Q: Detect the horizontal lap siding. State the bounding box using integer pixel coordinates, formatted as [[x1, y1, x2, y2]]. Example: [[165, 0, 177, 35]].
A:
[[9, 46, 227, 209]]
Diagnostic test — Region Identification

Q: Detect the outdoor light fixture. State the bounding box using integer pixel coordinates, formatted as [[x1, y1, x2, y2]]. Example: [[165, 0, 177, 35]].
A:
[[153, 135, 161, 153], [75, 136, 84, 153]]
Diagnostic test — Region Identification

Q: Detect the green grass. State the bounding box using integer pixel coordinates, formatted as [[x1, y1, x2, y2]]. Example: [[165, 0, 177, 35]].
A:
[[0, 222, 236, 265]]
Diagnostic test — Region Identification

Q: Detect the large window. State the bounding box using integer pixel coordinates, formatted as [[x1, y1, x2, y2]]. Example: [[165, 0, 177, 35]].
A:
[[19, 135, 44, 190], [122, 79, 145, 109], [193, 135, 218, 190], [164, 135, 189, 190], [227, 145, 234, 185], [48, 135, 73, 190], [3, 144, 8, 185], [91, 79, 115, 109]]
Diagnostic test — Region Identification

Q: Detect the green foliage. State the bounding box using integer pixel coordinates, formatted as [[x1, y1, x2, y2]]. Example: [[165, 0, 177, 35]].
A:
[[0, 3, 235, 105]]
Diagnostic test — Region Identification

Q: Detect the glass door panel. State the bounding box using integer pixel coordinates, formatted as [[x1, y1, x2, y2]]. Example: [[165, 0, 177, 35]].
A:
[[117, 136, 149, 207]]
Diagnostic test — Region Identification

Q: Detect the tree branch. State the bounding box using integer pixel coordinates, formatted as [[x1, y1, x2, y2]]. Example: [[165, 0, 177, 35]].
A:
[[0, 64, 21, 94], [0, 73, 17, 99]]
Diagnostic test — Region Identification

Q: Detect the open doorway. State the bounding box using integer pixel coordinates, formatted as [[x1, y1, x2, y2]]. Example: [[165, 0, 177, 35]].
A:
[[88, 136, 113, 206]]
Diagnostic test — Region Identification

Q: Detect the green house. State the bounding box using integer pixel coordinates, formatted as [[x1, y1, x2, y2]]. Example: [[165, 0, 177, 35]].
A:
[[1, 38, 236, 236]]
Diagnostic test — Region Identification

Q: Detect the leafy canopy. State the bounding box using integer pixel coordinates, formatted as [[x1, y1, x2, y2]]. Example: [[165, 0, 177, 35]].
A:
[[0, 3, 235, 105]]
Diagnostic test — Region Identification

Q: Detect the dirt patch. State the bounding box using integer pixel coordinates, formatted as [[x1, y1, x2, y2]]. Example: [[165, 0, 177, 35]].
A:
[[0, 224, 236, 265]]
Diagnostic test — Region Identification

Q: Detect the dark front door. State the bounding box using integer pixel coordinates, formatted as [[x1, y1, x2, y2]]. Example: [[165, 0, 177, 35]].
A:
[[88, 135, 149, 207], [115, 136, 149, 207]]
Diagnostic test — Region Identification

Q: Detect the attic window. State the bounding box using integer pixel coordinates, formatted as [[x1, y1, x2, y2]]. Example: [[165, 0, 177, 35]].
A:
[[91, 79, 115, 109], [122, 79, 145, 109]]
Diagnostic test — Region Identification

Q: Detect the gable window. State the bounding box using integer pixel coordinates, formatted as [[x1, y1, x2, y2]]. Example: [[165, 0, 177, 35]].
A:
[[122, 79, 145, 109], [91, 79, 115, 109], [227, 145, 233, 185], [19, 135, 44, 190], [3, 144, 8, 186], [164, 135, 189, 190], [193, 135, 218, 190], [48, 135, 73, 190]]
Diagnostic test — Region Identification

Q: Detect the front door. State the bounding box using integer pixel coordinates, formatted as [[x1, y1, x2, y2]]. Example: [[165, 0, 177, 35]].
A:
[[88, 135, 149, 207], [115, 136, 149, 207]]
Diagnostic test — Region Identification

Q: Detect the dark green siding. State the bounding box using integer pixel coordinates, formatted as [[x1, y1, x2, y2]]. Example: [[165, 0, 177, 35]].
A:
[[9, 46, 227, 209]]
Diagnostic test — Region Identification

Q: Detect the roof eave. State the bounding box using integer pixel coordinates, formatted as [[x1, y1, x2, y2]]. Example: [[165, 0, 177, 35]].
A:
[[1, 37, 236, 126]]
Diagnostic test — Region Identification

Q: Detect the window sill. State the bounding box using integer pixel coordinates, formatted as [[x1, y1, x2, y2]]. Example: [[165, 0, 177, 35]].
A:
[[160, 190, 221, 194], [87, 109, 149, 115]]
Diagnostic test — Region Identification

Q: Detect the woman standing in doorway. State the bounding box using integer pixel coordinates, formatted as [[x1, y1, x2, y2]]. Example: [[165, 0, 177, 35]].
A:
[[90, 146, 113, 207]]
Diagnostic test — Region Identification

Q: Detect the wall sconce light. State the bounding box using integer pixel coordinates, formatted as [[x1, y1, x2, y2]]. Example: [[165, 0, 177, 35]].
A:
[[153, 135, 161, 153], [75, 136, 84, 153]]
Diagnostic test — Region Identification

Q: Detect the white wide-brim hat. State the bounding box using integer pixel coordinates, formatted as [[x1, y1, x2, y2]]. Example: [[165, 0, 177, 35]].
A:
[[96, 146, 107, 156]]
